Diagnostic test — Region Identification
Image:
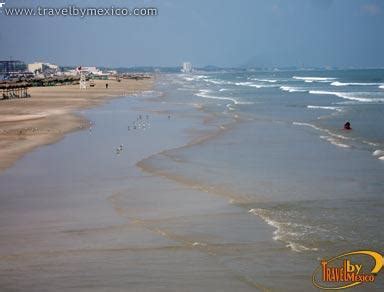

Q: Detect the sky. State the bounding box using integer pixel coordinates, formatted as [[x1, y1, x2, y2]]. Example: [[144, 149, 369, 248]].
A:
[[0, 0, 383, 68]]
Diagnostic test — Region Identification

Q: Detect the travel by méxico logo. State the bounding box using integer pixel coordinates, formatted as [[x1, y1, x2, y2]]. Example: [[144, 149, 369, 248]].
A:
[[312, 250, 383, 290]]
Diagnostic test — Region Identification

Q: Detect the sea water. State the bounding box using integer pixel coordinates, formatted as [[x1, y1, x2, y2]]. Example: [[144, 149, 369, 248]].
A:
[[156, 69, 384, 251], [142, 70, 384, 289]]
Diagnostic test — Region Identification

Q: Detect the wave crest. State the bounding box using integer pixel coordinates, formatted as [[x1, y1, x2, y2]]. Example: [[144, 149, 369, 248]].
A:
[[309, 90, 384, 103], [331, 81, 382, 87], [195, 89, 253, 105], [280, 86, 306, 93], [293, 76, 336, 83]]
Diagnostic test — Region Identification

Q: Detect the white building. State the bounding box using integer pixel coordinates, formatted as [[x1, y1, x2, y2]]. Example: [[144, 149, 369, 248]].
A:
[[106, 70, 118, 75], [63, 66, 103, 77], [181, 62, 192, 73], [80, 66, 104, 75], [28, 62, 60, 76], [28, 62, 59, 75]]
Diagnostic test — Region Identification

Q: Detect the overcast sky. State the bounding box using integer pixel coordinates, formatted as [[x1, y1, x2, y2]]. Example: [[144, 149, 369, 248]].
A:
[[0, 0, 383, 68]]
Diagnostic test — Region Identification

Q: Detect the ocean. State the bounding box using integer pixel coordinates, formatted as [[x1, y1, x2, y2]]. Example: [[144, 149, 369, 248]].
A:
[[141, 69, 384, 289], [156, 69, 384, 252]]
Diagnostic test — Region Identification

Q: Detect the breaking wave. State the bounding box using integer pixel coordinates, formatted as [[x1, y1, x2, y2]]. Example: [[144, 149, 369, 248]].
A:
[[331, 81, 382, 87], [292, 122, 352, 149], [234, 81, 277, 88], [248, 208, 319, 252], [280, 86, 306, 93], [309, 90, 384, 103], [182, 75, 208, 82], [293, 76, 336, 83], [373, 150, 384, 160], [307, 105, 343, 112], [195, 89, 253, 105], [248, 77, 278, 83]]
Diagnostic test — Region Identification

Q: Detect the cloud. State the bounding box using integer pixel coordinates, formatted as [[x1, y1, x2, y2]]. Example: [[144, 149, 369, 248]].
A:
[[361, 3, 381, 15]]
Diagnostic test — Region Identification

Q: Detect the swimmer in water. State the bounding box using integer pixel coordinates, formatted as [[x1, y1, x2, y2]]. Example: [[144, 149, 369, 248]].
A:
[[344, 122, 352, 130]]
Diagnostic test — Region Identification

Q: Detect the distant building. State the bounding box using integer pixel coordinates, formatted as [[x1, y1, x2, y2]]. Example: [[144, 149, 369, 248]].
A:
[[106, 70, 118, 75], [63, 69, 78, 77], [80, 66, 103, 75], [75, 66, 109, 79], [0, 60, 27, 74], [63, 66, 113, 79], [28, 62, 60, 75], [181, 62, 192, 73]]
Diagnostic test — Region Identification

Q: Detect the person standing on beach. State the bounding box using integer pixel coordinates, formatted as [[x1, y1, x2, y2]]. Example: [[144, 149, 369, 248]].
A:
[[105, 83, 109, 89]]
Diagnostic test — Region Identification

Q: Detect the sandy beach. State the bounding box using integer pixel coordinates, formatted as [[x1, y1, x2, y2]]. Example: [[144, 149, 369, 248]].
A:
[[0, 79, 153, 173]]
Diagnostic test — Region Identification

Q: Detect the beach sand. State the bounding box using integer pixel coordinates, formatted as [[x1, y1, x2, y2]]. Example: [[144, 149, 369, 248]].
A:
[[0, 79, 153, 173]]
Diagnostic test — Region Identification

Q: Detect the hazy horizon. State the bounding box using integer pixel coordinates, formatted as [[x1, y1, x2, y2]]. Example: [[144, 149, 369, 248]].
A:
[[1, 0, 383, 68]]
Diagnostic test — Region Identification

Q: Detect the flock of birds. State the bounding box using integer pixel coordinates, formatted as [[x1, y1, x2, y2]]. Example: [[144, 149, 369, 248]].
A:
[[111, 113, 171, 155]]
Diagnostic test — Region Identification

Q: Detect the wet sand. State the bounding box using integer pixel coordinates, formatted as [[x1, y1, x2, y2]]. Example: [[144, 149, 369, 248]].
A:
[[0, 78, 153, 173]]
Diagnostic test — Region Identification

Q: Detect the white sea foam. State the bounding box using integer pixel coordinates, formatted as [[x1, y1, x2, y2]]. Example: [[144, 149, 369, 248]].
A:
[[379, 156, 384, 161], [307, 105, 343, 112], [235, 81, 262, 88], [331, 81, 382, 87], [238, 101, 255, 105], [309, 90, 384, 103], [293, 122, 322, 131], [205, 79, 231, 85], [248, 209, 318, 252], [195, 89, 238, 104], [379, 85, 384, 89], [195, 89, 253, 105], [205, 78, 278, 88], [293, 122, 349, 140], [373, 150, 384, 156], [286, 242, 319, 252], [293, 122, 352, 149], [293, 76, 336, 83], [183, 75, 208, 82], [235, 81, 279, 88], [248, 77, 277, 83], [219, 88, 229, 92], [280, 86, 306, 93], [362, 140, 379, 147], [192, 242, 207, 247], [226, 103, 236, 111], [320, 136, 350, 148], [248, 209, 281, 240]]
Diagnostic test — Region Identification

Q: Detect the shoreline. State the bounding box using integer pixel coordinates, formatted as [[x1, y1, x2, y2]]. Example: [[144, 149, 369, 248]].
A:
[[0, 76, 320, 291], [0, 84, 270, 291], [136, 113, 247, 202], [0, 78, 153, 173]]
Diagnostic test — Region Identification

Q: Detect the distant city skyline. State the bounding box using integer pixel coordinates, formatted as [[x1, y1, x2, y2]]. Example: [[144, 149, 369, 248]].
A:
[[0, 0, 383, 68]]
